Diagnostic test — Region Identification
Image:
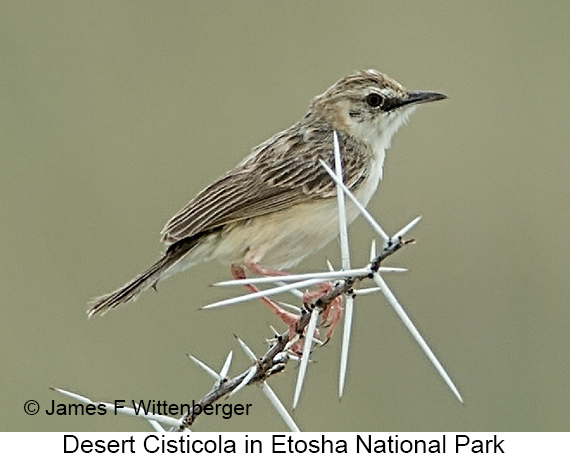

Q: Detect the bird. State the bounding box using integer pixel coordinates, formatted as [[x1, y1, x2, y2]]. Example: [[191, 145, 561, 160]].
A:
[[88, 69, 446, 317]]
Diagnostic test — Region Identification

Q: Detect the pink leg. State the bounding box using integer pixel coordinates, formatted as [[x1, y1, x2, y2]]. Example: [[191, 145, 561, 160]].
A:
[[245, 261, 288, 277], [231, 264, 298, 327], [231, 264, 319, 355], [321, 296, 343, 342], [231, 265, 310, 355], [234, 263, 342, 353]]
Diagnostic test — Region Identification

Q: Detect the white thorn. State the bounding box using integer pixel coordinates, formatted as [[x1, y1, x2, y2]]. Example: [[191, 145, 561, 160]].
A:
[[293, 309, 320, 409], [219, 351, 233, 381], [229, 366, 257, 397], [235, 336, 257, 362], [320, 159, 389, 242], [276, 301, 303, 313], [352, 287, 382, 296], [204, 277, 328, 309], [370, 239, 377, 262], [332, 131, 351, 271], [373, 273, 463, 403], [339, 295, 355, 398], [187, 354, 219, 380], [213, 268, 370, 286], [261, 382, 300, 432], [393, 216, 422, 240]]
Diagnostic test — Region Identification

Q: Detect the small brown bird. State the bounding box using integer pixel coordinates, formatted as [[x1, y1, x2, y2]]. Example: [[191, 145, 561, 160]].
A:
[[88, 69, 446, 317]]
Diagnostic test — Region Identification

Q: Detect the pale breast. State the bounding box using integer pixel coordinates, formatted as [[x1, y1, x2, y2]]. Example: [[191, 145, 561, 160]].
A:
[[205, 152, 385, 270]]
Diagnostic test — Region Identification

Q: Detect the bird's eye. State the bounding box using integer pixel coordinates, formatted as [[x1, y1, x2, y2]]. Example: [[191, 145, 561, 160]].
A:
[[365, 93, 383, 108]]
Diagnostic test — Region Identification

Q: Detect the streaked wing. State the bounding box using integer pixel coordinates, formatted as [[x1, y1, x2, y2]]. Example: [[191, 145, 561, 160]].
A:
[[161, 127, 371, 245]]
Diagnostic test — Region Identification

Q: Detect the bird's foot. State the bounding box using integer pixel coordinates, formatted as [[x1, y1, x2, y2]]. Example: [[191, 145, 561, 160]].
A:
[[303, 282, 343, 344], [231, 264, 310, 354]]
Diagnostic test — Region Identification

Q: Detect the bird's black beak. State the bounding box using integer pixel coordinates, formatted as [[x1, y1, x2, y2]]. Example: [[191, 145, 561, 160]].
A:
[[399, 91, 447, 108], [385, 92, 447, 111]]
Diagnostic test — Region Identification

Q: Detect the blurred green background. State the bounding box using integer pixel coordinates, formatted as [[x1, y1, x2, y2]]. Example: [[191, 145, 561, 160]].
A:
[[2, 1, 569, 432]]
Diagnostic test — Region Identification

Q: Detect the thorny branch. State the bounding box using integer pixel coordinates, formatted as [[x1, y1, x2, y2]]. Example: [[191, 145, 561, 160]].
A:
[[176, 235, 411, 431]]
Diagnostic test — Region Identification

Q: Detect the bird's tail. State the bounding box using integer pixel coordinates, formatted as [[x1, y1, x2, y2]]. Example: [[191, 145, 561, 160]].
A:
[[87, 239, 197, 317]]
